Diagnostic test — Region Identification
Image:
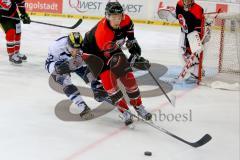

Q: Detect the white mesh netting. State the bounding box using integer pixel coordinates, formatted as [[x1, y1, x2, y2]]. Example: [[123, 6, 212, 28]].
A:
[[201, 13, 240, 90]]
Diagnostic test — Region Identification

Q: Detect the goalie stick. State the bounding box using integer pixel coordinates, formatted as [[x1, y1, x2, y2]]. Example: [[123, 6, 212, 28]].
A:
[[1, 15, 82, 29]]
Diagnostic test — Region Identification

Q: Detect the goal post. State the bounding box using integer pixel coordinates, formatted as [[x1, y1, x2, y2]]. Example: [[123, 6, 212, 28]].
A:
[[198, 13, 240, 90]]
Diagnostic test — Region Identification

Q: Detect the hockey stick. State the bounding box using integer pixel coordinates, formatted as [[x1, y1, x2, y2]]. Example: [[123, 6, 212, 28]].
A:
[[90, 74, 211, 147], [1, 15, 82, 29], [131, 55, 176, 106], [148, 68, 176, 106], [116, 104, 212, 148]]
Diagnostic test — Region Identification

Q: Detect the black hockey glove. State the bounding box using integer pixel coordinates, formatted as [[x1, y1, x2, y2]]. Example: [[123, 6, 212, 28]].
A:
[[132, 56, 151, 70], [126, 39, 141, 57], [55, 61, 71, 75], [20, 13, 31, 24]]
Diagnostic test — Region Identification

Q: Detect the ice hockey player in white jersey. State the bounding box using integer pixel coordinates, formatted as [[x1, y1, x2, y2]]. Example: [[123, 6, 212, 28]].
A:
[[45, 32, 109, 119]]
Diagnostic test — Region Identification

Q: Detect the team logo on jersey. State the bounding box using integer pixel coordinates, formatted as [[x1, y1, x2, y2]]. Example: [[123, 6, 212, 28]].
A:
[[178, 14, 188, 33], [0, 0, 12, 10]]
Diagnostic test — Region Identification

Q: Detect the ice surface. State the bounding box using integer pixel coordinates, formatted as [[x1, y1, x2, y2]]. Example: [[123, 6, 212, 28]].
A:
[[0, 16, 239, 160]]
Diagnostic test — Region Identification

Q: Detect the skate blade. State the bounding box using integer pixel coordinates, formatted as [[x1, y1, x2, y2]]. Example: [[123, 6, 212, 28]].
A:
[[10, 62, 23, 66]]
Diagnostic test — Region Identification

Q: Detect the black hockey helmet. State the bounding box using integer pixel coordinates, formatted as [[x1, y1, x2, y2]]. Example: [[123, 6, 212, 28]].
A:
[[105, 1, 124, 16], [67, 32, 83, 49]]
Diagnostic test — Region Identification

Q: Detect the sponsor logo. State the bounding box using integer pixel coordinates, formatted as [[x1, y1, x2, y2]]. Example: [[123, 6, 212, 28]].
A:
[[68, 0, 143, 14], [25, 0, 63, 13], [68, 0, 102, 12]]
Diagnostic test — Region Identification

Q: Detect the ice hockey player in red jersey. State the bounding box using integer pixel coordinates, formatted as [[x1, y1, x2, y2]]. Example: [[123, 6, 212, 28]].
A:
[[176, 0, 204, 82], [0, 0, 30, 64], [83, 1, 152, 126]]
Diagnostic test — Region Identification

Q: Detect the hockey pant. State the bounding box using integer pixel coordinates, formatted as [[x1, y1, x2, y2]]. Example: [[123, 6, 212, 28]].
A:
[[51, 66, 96, 109]]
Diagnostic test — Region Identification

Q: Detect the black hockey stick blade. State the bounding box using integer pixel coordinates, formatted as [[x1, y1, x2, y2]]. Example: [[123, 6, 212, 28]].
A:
[[31, 18, 83, 29], [190, 134, 212, 147], [169, 131, 212, 148], [68, 18, 83, 29]]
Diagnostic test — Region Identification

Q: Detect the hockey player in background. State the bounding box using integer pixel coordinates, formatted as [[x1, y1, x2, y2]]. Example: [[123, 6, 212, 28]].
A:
[[175, 0, 205, 82], [0, 0, 30, 64], [45, 32, 109, 119], [83, 1, 152, 126]]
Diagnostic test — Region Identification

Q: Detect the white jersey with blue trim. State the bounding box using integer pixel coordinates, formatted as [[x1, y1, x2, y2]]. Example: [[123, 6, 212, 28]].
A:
[[45, 36, 84, 74]]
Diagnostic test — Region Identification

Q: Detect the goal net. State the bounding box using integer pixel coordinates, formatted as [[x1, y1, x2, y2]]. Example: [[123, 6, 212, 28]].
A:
[[199, 13, 240, 90]]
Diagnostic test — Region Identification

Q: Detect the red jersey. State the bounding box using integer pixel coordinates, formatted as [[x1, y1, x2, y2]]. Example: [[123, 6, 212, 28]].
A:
[[176, 0, 204, 33], [0, 0, 26, 17], [83, 14, 134, 57]]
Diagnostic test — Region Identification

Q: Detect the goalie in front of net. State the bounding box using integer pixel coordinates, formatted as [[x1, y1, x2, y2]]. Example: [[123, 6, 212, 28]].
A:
[[158, 0, 211, 83], [45, 32, 109, 119]]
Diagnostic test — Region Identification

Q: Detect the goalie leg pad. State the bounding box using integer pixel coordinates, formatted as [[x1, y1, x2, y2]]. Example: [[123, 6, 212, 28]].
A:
[[187, 31, 203, 54], [178, 31, 187, 55]]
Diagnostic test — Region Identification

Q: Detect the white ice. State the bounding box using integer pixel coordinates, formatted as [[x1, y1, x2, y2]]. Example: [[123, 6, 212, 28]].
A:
[[0, 16, 239, 160]]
